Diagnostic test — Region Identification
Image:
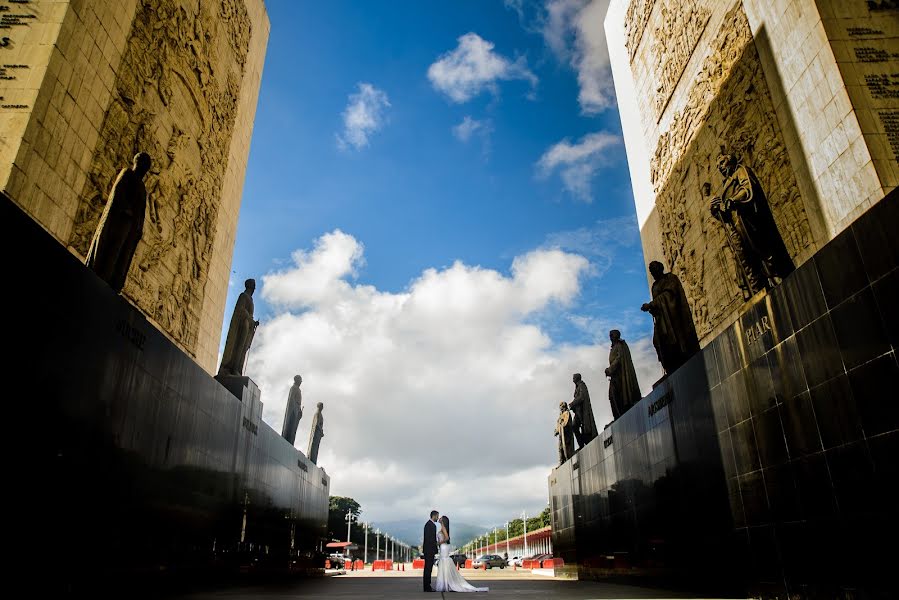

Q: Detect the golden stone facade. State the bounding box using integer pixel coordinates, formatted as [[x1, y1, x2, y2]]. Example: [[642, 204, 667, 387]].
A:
[[606, 0, 898, 342], [0, 0, 270, 373]]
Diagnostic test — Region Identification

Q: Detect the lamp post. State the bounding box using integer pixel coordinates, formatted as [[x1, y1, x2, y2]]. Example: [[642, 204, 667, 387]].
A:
[[375, 529, 380, 562], [523, 510, 528, 557], [364, 522, 369, 564]]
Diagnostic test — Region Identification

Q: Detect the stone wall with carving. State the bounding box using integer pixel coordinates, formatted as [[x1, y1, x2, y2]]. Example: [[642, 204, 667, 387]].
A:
[[648, 3, 812, 340], [2, 0, 269, 373], [65, 0, 260, 368]]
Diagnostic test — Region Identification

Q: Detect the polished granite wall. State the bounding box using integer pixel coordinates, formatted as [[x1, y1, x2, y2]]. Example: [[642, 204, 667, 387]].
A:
[[2, 194, 329, 588], [550, 189, 898, 598]]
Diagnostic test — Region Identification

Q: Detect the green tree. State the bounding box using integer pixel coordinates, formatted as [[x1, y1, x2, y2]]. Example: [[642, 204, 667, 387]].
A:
[[327, 496, 361, 540]]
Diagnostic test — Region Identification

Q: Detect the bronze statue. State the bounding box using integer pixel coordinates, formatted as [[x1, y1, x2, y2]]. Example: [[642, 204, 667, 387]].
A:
[[554, 401, 575, 465], [307, 402, 324, 464], [604, 330, 642, 419], [85, 152, 152, 292], [709, 153, 794, 296], [218, 279, 260, 377], [281, 375, 303, 445], [570, 373, 597, 448], [641, 261, 700, 376]]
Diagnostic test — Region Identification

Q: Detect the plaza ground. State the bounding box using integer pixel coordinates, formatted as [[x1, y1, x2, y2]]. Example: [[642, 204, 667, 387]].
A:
[[172, 566, 745, 599]]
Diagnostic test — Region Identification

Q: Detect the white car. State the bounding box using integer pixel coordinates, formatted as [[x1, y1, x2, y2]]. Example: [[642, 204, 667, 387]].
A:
[[510, 556, 523, 567]]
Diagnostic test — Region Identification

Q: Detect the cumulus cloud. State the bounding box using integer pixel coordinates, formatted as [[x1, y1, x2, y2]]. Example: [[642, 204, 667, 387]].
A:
[[336, 83, 391, 150], [248, 230, 658, 525], [452, 116, 494, 158], [427, 33, 537, 103], [539, 0, 615, 114], [536, 131, 621, 201]]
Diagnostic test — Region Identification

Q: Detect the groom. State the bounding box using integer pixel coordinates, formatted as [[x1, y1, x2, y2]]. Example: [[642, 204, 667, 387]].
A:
[[422, 510, 439, 592]]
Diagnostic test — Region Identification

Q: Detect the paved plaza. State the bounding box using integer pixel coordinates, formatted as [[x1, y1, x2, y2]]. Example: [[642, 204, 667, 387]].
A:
[[171, 568, 744, 599]]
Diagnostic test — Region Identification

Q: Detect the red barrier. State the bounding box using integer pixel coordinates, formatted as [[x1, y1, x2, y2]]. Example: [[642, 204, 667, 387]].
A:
[[464, 559, 472, 569], [412, 559, 425, 569], [354, 560, 364, 570], [372, 560, 386, 571], [325, 559, 331, 569], [386, 560, 393, 571], [542, 558, 564, 568]]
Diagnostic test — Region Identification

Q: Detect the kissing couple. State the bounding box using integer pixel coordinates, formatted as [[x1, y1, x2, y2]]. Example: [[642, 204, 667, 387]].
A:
[[422, 509, 488, 593]]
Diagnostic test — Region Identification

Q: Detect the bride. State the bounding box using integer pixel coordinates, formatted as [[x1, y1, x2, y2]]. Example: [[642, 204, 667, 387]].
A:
[[435, 516, 488, 593]]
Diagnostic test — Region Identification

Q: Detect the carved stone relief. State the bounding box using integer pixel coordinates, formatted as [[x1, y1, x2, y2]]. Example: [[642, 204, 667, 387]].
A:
[[649, 3, 812, 339], [625, 0, 656, 62], [650, 0, 711, 119], [68, 0, 251, 355]]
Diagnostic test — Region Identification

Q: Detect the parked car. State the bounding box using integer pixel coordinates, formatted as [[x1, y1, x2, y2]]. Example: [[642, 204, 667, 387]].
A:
[[510, 555, 522, 567], [450, 553, 467, 567], [471, 554, 506, 569], [327, 553, 346, 569]]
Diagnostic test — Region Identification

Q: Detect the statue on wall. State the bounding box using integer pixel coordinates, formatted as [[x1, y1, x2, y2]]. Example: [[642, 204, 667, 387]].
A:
[[281, 375, 303, 445], [641, 261, 700, 376], [218, 279, 259, 377], [85, 152, 153, 293], [710, 153, 794, 296], [307, 402, 324, 464], [604, 330, 642, 419], [570, 373, 597, 448], [554, 401, 575, 465]]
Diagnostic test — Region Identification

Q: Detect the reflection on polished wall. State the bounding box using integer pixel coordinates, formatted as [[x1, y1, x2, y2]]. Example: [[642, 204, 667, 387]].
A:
[[550, 191, 898, 598], [4, 194, 328, 590]]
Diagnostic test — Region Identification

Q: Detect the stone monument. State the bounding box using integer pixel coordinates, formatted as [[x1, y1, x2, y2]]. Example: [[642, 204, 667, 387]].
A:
[[281, 375, 303, 445], [710, 153, 795, 296], [570, 373, 597, 448], [85, 152, 153, 293], [641, 261, 700, 376], [307, 402, 325, 465], [554, 401, 575, 465], [0, 0, 271, 374], [218, 278, 259, 377], [604, 330, 642, 419]]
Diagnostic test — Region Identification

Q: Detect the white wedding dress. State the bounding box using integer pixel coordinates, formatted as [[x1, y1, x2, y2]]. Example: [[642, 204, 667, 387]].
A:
[[435, 531, 488, 593]]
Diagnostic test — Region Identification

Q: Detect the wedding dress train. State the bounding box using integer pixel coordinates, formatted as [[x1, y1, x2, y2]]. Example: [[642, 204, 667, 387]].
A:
[[434, 541, 488, 592]]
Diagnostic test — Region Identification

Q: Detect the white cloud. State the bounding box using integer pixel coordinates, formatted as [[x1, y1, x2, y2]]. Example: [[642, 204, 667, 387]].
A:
[[542, 0, 615, 115], [427, 33, 537, 103], [536, 131, 621, 201], [247, 230, 659, 526], [452, 116, 494, 158], [452, 116, 484, 142], [336, 83, 391, 150]]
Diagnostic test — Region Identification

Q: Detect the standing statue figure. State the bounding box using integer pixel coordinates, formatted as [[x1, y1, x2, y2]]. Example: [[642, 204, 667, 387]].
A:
[[570, 373, 597, 448], [710, 153, 794, 296], [281, 375, 303, 445], [604, 330, 642, 420], [641, 261, 700, 376], [85, 152, 153, 292], [218, 279, 260, 377], [307, 402, 324, 464], [554, 401, 575, 465]]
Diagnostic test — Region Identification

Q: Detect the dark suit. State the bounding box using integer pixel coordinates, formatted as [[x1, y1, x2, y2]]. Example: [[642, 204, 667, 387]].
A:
[[422, 519, 437, 591]]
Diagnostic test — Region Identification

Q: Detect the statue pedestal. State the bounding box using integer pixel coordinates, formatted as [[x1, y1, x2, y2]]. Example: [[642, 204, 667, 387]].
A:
[[215, 374, 260, 404]]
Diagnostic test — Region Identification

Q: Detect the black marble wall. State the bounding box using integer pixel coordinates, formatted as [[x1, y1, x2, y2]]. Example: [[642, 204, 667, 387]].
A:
[[550, 189, 898, 598], [2, 194, 329, 589]]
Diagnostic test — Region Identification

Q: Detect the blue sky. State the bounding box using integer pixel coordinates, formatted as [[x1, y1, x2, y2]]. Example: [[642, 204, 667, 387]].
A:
[[220, 0, 660, 531]]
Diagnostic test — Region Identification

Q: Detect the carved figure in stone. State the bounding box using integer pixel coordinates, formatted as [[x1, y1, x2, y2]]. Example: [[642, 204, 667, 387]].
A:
[[85, 152, 153, 292], [218, 279, 259, 376], [281, 375, 303, 445], [554, 401, 575, 465], [604, 330, 642, 420], [307, 402, 325, 464], [710, 153, 795, 296], [570, 373, 597, 449], [641, 261, 700, 376]]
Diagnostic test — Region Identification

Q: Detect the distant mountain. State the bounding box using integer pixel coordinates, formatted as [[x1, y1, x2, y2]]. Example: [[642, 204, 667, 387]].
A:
[[373, 518, 487, 548]]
